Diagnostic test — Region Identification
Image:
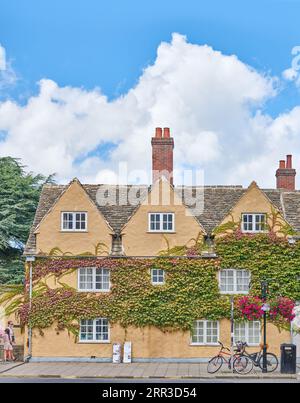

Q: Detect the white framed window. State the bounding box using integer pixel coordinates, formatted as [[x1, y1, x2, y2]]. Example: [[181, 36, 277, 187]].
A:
[[148, 213, 175, 232], [78, 267, 110, 292], [242, 213, 267, 233], [191, 320, 219, 345], [61, 212, 87, 231], [219, 269, 250, 294], [234, 321, 261, 346], [151, 269, 165, 285], [79, 318, 110, 343]]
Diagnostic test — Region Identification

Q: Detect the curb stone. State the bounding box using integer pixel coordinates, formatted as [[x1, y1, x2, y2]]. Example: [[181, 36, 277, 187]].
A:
[[0, 374, 297, 380], [0, 362, 26, 375]]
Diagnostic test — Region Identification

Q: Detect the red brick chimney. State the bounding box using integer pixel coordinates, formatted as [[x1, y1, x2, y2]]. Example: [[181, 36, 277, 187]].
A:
[[151, 127, 174, 185], [276, 155, 296, 191]]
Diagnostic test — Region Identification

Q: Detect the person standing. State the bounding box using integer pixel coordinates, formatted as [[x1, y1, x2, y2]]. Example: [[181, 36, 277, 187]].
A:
[[3, 329, 13, 362], [7, 321, 16, 361], [7, 321, 15, 344]]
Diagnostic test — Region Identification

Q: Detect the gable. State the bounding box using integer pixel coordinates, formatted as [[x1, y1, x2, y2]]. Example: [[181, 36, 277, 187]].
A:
[[121, 178, 205, 256], [216, 182, 288, 235], [35, 180, 113, 255]]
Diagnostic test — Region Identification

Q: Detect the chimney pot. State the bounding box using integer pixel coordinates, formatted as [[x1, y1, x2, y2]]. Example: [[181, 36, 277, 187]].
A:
[[155, 127, 163, 138], [163, 127, 170, 138], [279, 160, 286, 169], [286, 154, 292, 169]]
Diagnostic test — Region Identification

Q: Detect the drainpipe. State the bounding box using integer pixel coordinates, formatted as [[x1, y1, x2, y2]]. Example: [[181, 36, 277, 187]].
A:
[[24, 256, 35, 362]]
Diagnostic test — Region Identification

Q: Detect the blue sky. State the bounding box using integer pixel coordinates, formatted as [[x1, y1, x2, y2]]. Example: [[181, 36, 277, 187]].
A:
[[1, 0, 300, 112], [1, 0, 300, 186]]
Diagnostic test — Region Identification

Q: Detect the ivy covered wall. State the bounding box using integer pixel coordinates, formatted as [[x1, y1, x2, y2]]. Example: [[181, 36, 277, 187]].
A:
[[14, 233, 300, 337]]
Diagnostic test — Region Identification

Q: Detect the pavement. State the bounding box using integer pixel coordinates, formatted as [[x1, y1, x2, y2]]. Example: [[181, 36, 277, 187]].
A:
[[0, 361, 299, 380]]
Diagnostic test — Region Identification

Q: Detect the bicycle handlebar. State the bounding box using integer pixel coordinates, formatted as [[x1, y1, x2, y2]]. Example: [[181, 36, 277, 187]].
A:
[[218, 341, 231, 352]]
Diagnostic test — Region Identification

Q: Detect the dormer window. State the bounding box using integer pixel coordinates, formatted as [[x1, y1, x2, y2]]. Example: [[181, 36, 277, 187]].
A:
[[241, 213, 267, 233], [61, 212, 87, 231], [148, 213, 175, 232]]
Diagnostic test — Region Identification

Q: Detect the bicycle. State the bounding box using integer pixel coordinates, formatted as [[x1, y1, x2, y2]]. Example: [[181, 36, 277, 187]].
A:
[[235, 341, 279, 372], [207, 341, 253, 374]]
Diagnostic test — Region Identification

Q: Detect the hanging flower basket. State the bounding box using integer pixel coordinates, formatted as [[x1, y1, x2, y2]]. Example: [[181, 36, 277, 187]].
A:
[[237, 295, 295, 323], [237, 296, 264, 320], [269, 297, 296, 322]]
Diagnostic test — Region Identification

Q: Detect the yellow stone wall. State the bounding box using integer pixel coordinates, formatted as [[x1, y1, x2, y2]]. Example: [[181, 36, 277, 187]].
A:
[[35, 181, 112, 255], [30, 320, 290, 359], [217, 182, 287, 236], [122, 180, 204, 256]]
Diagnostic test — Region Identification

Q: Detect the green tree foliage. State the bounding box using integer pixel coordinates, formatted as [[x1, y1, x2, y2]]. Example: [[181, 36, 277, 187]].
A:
[[0, 157, 54, 284]]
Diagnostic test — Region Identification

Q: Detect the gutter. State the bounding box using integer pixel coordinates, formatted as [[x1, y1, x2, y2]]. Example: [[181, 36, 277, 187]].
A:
[[24, 256, 35, 362]]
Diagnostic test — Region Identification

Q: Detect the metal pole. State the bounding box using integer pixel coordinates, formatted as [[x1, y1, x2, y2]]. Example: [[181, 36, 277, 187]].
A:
[[24, 257, 34, 362], [261, 281, 267, 373], [28, 261, 33, 359], [230, 296, 234, 373]]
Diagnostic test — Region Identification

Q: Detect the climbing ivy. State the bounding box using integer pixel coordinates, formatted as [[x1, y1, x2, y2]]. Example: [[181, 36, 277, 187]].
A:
[[8, 233, 298, 338]]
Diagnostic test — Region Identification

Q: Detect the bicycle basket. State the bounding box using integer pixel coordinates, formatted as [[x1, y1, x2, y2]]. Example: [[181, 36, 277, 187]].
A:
[[235, 341, 245, 352]]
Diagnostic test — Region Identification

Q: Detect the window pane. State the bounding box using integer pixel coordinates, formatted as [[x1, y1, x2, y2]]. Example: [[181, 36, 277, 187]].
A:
[[220, 270, 234, 292], [95, 268, 110, 291], [79, 267, 94, 290], [234, 322, 246, 344], [80, 319, 94, 341], [206, 321, 218, 343], [248, 321, 260, 344], [163, 214, 168, 230], [95, 318, 109, 341], [236, 270, 250, 292], [191, 321, 204, 343], [62, 212, 74, 230]]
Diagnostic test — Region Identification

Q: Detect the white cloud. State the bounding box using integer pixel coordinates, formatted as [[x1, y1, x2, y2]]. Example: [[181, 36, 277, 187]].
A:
[[1, 34, 300, 188], [0, 44, 17, 89], [282, 46, 300, 89], [283, 67, 298, 81]]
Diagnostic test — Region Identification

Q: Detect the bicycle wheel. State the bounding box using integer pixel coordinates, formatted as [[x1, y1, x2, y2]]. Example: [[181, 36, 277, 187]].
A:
[[258, 353, 278, 372], [207, 356, 224, 374], [233, 355, 253, 374]]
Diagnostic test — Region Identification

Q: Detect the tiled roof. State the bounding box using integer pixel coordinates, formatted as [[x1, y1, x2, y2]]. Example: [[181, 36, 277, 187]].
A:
[[280, 191, 300, 232], [176, 186, 246, 234], [24, 182, 300, 254]]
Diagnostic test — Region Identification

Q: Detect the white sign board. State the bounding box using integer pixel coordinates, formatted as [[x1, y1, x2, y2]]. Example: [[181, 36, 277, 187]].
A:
[[123, 341, 132, 363], [112, 343, 122, 363]]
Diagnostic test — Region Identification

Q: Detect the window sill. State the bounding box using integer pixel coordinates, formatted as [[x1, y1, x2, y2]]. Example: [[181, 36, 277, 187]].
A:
[[147, 231, 176, 234], [219, 291, 249, 295], [60, 230, 88, 233], [241, 230, 268, 234], [77, 289, 111, 293], [190, 343, 219, 346], [78, 341, 111, 344]]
